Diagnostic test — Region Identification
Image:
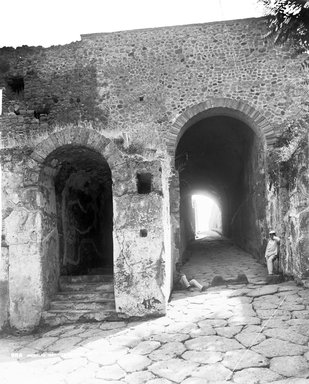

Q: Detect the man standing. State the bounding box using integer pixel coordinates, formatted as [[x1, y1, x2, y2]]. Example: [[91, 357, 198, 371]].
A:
[[265, 230, 280, 275]]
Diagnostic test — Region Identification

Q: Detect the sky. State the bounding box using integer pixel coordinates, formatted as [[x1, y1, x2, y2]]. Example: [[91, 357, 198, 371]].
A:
[[0, 0, 266, 48]]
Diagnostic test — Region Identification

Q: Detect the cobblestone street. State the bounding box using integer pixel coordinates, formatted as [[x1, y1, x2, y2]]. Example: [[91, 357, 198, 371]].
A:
[[1, 238, 309, 384]]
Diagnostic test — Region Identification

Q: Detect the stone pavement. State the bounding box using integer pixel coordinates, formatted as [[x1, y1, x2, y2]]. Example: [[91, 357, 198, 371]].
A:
[[1, 237, 309, 384]]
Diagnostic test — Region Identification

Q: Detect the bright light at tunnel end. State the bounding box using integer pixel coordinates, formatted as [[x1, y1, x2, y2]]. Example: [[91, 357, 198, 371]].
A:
[[192, 194, 222, 239]]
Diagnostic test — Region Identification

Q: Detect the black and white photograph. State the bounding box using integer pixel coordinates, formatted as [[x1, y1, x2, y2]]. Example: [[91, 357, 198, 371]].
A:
[[0, 0, 309, 383]]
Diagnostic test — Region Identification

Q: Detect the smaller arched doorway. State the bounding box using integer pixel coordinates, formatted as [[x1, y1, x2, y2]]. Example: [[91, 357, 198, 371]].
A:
[[39, 144, 113, 296]]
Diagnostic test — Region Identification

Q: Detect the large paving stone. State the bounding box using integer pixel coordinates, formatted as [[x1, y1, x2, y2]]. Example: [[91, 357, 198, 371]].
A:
[[281, 303, 305, 311], [95, 364, 126, 380], [216, 326, 242, 338], [227, 288, 251, 297], [198, 319, 227, 328], [235, 331, 266, 347], [270, 356, 309, 377], [117, 353, 151, 372], [222, 349, 268, 370], [252, 338, 307, 357], [108, 334, 141, 348], [150, 333, 189, 343], [233, 367, 282, 383], [194, 363, 232, 381], [148, 358, 199, 383], [253, 300, 281, 310], [185, 335, 244, 352], [124, 370, 155, 384], [149, 341, 186, 361], [263, 328, 309, 345], [189, 326, 216, 337], [203, 310, 234, 319], [163, 322, 198, 334], [182, 350, 222, 364], [277, 282, 299, 291], [261, 319, 289, 329], [228, 316, 261, 326], [292, 311, 309, 319], [255, 309, 291, 320], [131, 340, 161, 355], [147, 379, 173, 384], [288, 319, 309, 329], [242, 325, 263, 333], [247, 285, 279, 297]]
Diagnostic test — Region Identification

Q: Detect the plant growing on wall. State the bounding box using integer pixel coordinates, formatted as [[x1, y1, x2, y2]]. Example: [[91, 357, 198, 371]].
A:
[[267, 118, 308, 191], [260, 0, 309, 52]]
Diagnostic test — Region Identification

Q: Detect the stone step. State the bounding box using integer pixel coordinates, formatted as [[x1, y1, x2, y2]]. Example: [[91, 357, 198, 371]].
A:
[[60, 274, 113, 283], [54, 291, 114, 301], [50, 299, 115, 311], [41, 309, 119, 327], [60, 281, 114, 292], [88, 267, 113, 275]]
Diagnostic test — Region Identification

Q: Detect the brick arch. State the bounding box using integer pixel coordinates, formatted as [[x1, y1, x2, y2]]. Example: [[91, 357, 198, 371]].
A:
[[31, 127, 111, 165], [166, 98, 276, 155]]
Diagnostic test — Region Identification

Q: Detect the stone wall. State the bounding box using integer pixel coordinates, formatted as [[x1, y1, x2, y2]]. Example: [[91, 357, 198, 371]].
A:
[[113, 157, 168, 316], [267, 131, 309, 279], [1, 16, 309, 331], [231, 135, 268, 258], [2, 149, 44, 331]]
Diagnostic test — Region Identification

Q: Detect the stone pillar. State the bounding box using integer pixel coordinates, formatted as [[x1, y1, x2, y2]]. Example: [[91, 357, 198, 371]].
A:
[[169, 171, 180, 288], [5, 192, 44, 332], [0, 161, 10, 331], [39, 166, 59, 304], [113, 159, 168, 318], [2, 157, 56, 332], [0, 243, 9, 330]]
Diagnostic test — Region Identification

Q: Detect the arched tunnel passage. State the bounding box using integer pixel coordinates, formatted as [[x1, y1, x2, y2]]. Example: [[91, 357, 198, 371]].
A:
[[41, 145, 113, 277], [176, 114, 267, 260]]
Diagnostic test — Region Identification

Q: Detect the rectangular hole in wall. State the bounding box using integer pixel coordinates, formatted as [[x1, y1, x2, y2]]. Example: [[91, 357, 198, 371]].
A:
[[7, 76, 24, 94], [140, 229, 148, 237], [136, 172, 152, 194]]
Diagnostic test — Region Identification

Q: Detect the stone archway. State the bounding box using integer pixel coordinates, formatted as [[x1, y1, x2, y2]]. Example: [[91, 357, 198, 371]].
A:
[[5, 127, 118, 331], [39, 145, 113, 299], [35, 128, 115, 307], [169, 99, 270, 266]]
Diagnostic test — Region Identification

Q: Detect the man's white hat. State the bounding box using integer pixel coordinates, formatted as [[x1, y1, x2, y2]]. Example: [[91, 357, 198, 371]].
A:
[[269, 230, 276, 234]]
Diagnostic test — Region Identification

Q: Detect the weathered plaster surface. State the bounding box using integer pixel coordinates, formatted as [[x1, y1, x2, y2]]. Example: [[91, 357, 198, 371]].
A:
[[113, 159, 167, 317]]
